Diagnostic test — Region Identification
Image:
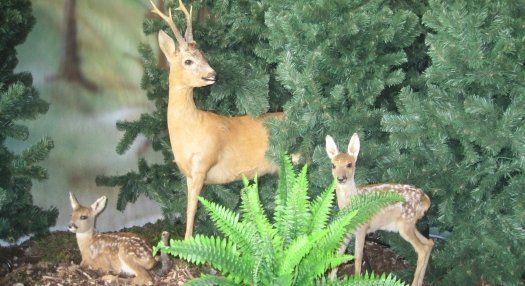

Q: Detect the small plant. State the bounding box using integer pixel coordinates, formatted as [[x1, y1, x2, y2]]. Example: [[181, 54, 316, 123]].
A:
[[154, 156, 406, 285]]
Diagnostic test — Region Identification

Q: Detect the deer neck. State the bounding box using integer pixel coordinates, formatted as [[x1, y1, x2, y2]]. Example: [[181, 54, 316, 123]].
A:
[[335, 177, 358, 209], [168, 78, 199, 118], [75, 229, 95, 259]]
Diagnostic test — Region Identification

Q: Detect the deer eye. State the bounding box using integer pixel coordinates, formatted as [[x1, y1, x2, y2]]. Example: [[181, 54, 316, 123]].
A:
[[80, 215, 88, 220], [331, 164, 335, 169], [184, 59, 193, 65], [346, 163, 352, 168]]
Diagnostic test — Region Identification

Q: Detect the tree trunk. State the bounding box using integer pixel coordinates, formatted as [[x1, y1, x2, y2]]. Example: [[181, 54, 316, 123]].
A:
[[49, 0, 98, 92]]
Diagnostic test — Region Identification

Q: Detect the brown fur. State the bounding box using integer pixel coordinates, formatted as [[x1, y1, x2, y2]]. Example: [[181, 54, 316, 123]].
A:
[[326, 134, 433, 286], [68, 193, 155, 285], [151, 1, 279, 239]]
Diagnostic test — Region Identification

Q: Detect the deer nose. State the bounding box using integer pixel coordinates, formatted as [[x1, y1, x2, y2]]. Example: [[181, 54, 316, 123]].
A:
[[207, 70, 217, 81], [337, 176, 347, 183], [68, 223, 76, 230]]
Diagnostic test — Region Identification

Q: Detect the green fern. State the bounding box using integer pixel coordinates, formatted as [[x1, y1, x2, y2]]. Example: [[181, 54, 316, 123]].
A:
[[154, 155, 406, 285], [317, 272, 408, 286]]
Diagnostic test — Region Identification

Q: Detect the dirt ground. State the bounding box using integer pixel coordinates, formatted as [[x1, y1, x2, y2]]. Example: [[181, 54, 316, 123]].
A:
[[0, 223, 412, 285]]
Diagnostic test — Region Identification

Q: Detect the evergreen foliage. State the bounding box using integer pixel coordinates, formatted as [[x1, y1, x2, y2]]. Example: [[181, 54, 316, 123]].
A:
[[98, 0, 524, 283], [381, 0, 525, 284], [0, 0, 57, 241], [96, 0, 289, 231], [263, 0, 425, 190], [154, 156, 405, 285]]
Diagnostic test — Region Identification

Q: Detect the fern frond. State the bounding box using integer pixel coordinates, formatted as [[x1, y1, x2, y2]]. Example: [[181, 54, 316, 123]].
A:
[[309, 180, 336, 234], [280, 164, 311, 246], [185, 274, 239, 286], [316, 209, 359, 256], [301, 191, 403, 281], [316, 272, 407, 286], [240, 179, 274, 236], [336, 191, 404, 233], [199, 196, 258, 260], [278, 235, 311, 276], [160, 235, 252, 284], [297, 209, 358, 280], [295, 253, 353, 285], [240, 181, 280, 280], [276, 154, 296, 208], [274, 154, 296, 243]]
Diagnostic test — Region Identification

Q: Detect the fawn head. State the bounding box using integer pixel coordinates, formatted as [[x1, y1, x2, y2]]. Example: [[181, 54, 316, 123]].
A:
[[325, 133, 360, 184], [151, 0, 216, 88], [68, 192, 107, 234]]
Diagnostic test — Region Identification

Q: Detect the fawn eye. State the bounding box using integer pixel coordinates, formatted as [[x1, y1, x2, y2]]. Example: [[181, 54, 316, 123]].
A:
[[80, 215, 88, 220], [331, 164, 335, 169], [184, 59, 193, 65], [346, 163, 352, 168]]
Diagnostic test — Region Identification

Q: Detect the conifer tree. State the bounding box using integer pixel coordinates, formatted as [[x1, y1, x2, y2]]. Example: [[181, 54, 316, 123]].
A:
[[263, 0, 425, 191], [382, 0, 525, 284], [0, 0, 57, 241], [97, 0, 289, 232]]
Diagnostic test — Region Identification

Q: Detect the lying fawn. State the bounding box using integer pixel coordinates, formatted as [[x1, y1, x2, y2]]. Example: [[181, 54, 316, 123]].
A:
[[150, 1, 282, 239], [325, 134, 433, 286], [68, 193, 156, 285]]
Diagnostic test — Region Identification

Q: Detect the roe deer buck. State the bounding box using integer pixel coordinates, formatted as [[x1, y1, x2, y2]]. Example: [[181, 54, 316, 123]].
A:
[[68, 193, 156, 285], [150, 0, 282, 239], [325, 134, 433, 286]]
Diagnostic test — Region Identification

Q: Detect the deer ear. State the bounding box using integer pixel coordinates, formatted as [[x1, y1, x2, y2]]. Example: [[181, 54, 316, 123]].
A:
[[91, 196, 107, 215], [69, 192, 80, 210], [348, 133, 360, 158], [158, 30, 176, 62], [325, 135, 339, 160]]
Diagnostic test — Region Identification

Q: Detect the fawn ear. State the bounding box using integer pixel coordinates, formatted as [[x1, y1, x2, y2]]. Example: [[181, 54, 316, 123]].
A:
[[325, 135, 339, 160], [347, 133, 360, 158], [91, 196, 107, 215], [158, 30, 176, 62], [69, 192, 80, 210]]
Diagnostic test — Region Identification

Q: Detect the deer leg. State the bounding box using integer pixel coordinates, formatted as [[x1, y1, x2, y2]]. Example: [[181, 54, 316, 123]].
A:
[[414, 228, 434, 286], [184, 171, 205, 240], [119, 250, 153, 285], [399, 224, 434, 286], [354, 228, 366, 276]]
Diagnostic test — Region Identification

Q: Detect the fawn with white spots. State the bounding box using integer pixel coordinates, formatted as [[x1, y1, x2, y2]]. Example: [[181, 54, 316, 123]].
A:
[[68, 193, 156, 285], [325, 133, 433, 286]]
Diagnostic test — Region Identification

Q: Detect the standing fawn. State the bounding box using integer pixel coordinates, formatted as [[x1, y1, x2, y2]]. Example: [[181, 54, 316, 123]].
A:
[[68, 193, 156, 285], [325, 134, 433, 286], [150, 0, 282, 239]]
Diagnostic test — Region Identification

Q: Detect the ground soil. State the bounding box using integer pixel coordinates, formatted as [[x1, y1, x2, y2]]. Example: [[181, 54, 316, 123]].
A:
[[0, 221, 412, 285]]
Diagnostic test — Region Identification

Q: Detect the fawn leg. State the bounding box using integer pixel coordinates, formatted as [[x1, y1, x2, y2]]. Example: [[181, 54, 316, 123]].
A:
[[414, 228, 434, 286], [354, 228, 366, 276], [119, 250, 153, 285], [399, 224, 433, 286]]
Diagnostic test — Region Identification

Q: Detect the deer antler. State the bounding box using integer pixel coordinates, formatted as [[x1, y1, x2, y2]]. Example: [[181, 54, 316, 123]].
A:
[[150, 0, 186, 46], [176, 0, 194, 43]]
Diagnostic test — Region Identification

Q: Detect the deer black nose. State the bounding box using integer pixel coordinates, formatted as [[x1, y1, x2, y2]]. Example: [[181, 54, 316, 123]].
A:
[[68, 223, 76, 229], [337, 176, 347, 183]]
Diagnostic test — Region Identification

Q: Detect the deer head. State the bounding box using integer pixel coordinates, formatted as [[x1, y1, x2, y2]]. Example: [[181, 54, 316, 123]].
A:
[[68, 192, 107, 234], [325, 133, 360, 184], [151, 0, 216, 88]]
